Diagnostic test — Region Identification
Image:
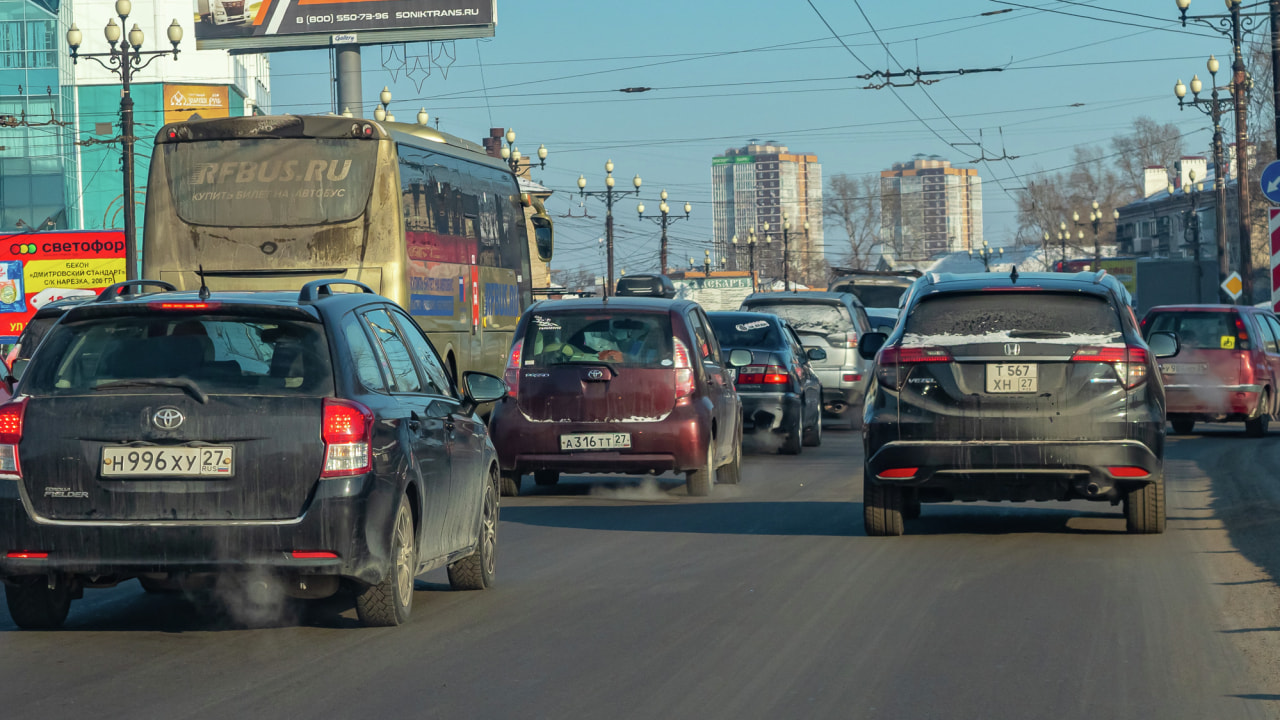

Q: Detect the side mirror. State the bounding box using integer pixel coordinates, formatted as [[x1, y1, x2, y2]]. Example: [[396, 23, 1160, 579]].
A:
[[460, 371, 508, 415], [1148, 331, 1179, 359], [806, 347, 827, 362], [858, 332, 888, 361], [9, 359, 28, 381], [727, 348, 753, 368], [531, 214, 553, 262]]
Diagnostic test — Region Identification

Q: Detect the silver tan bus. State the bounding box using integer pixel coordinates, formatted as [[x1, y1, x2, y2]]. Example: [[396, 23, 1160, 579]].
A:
[[143, 114, 553, 386]]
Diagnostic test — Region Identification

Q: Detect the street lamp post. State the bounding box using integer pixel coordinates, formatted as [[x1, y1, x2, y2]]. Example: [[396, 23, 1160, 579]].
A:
[[703, 250, 712, 277], [1059, 221, 1069, 266], [637, 190, 691, 274], [1176, 57, 1233, 299], [498, 128, 548, 177], [735, 228, 762, 291], [1172, 172, 1207, 302], [579, 160, 641, 296], [969, 241, 1003, 271], [779, 213, 806, 291], [67, 2, 182, 280], [1176, 0, 1259, 301]]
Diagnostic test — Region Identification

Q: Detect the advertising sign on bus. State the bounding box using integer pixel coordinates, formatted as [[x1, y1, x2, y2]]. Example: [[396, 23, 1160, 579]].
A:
[[0, 230, 126, 341]]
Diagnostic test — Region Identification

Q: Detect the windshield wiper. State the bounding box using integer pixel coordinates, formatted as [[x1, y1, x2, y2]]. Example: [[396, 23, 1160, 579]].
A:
[[1006, 330, 1073, 339], [94, 378, 209, 404]]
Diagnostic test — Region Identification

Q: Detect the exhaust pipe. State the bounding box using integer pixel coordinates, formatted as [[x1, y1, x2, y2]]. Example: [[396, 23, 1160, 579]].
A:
[[1086, 482, 1101, 496]]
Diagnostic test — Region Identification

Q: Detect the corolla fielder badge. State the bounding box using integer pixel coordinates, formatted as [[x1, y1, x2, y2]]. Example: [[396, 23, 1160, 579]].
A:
[[587, 368, 605, 380], [1003, 343, 1021, 356], [153, 407, 185, 430]]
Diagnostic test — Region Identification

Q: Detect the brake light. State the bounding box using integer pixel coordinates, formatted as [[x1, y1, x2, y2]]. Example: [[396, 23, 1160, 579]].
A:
[[827, 331, 858, 348], [738, 365, 789, 385], [321, 398, 373, 478], [1107, 466, 1150, 478], [673, 338, 695, 399], [147, 302, 221, 310], [290, 550, 339, 559], [874, 345, 952, 390], [0, 397, 27, 477], [503, 341, 522, 398], [1234, 315, 1252, 349], [877, 467, 918, 479], [1071, 345, 1148, 389], [5, 551, 46, 559]]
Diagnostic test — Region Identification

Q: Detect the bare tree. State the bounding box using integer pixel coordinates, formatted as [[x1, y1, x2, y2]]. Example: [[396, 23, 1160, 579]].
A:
[[824, 173, 881, 270], [1112, 116, 1185, 198], [1015, 145, 1127, 261]]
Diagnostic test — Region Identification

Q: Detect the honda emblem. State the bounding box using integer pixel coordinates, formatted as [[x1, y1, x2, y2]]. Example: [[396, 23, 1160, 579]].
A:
[[1003, 343, 1021, 357]]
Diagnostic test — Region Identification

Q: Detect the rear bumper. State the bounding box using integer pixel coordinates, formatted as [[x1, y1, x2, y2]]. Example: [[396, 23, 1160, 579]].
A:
[[865, 440, 1161, 502], [813, 368, 862, 410], [1165, 384, 1261, 417], [0, 473, 395, 586], [740, 393, 801, 433]]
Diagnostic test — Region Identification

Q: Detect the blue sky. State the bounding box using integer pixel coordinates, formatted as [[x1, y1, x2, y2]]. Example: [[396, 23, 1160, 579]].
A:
[[267, 0, 1253, 276]]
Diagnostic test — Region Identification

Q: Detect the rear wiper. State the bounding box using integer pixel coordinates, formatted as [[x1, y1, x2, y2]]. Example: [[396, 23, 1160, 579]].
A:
[[94, 378, 209, 404], [549, 360, 621, 376], [1006, 330, 1072, 339]]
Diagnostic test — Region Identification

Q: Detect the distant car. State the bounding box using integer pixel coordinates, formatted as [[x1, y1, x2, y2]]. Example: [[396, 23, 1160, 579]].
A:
[[1141, 304, 1280, 436], [828, 271, 917, 311], [859, 270, 1177, 536], [6, 294, 98, 381], [865, 307, 899, 335], [707, 311, 825, 453], [738, 291, 872, 428], [488, 296, 747, 497], [0, 279, 506, 629]]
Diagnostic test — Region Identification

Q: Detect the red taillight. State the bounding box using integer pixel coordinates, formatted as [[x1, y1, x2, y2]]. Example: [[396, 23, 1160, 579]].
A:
[[877, 467, 918, 479], [673, 338, 696, 399], [828, 331, 858, 348], [503, 341, 522, 397], [0, 397, 27, 477], [147, 302, 221, 310], [1071, 345, 1148, 389], [5, 551, 46, 559], [738, 365, 789, 385], [1107, 466, 1150, 478], [875, 345, 952, 390], [842, 373, 861, 383], [167, 129, 178, 139], [321, 398, 373, 478], [290, 550, 339, 559]]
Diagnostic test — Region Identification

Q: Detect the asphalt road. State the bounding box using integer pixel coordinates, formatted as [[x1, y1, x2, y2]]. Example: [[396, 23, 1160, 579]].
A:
[[4, 426, 1280, 720]]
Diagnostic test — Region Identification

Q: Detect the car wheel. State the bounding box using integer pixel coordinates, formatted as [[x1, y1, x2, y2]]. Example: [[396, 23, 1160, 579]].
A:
[[802, 403, 822, 447], [499, 471, 522, 497], [779, 413, 802, 455], [1170, 416, 1195, 435], [1245, 392, 1271, 437], [1125, 472, 1166, 534], [448, 471, 498, 591], [533, 470, 560, 487], [863, 467, 904, 537], [686, 439, 715, 496], [717, 424, 743, 485], [355, 494, 416, 627], [5, 575, 74, 629]]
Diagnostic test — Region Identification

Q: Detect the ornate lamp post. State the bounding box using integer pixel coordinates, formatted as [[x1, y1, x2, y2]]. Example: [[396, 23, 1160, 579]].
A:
[[67, 2, 182, 280], [734, 228, 762, 291], [637, 189, 691, 274], [579, 161, 641, 296], [1176, 57, 1233, 299], [498, 128, 548, 177], [969, 241, 1003, 271]]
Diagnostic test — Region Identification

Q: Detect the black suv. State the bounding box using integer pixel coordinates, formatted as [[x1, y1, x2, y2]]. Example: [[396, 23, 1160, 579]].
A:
[[858, 270, 1178, 536], [0, 279, 506, 628]]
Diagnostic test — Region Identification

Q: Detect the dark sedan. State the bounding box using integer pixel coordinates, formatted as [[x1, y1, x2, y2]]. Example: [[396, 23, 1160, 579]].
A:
[[708, 311, 825, 454]]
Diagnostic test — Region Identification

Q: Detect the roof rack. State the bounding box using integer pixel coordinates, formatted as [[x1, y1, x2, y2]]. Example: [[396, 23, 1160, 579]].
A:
[[94, 280, 177, 302], [298, 279, 376, 302]]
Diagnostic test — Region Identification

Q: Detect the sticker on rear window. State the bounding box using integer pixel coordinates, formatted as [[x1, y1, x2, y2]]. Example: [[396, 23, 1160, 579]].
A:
[[661, 359, 673, 366], [1221, 335, 1235, 349], [533, 315, 561, 330], [735, 320, 770, 332]]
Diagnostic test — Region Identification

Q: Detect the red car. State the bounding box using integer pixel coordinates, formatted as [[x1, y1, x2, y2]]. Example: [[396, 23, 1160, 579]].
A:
[[1142, 304, 1280, 436], [487, 295, 747, 497]]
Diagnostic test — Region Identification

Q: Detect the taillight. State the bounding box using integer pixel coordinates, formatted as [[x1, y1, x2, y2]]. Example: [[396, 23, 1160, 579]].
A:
[[503, 341, 522, 398], [874, 345, 952, 390], [827, 331, 858, 348], [1071, 345, 1148, 389], [1234, 315, 1252, 349], [1107, 466, 1150, 478], [877, 467, 918, 479], [738, 365, 789, 385], [0, 397, 27, 477], [321, 398, 373, 478], [673, 338, 695, 399]]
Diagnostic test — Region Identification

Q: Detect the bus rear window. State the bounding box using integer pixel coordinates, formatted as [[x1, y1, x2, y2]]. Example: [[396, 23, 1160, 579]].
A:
[[163, 139, 377, 227]]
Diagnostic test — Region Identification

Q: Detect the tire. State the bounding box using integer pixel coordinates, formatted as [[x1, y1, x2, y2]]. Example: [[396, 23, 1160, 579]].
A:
[[1245, 392, 1271, 438], [779, 413, 802, 455], [355, 494, 416, 627], [448, 472, 498, 591], [863, 468, 904, 537], [1125, 474, 1166, 534], [533, 470, 560, 487], [802, 402, 822, 447], [499, 471, 521, 497], [717, 424, 743, 485], [1170, 416, 1195, 435], [686, 439, 715, 497], [5, 576, 73, 629]]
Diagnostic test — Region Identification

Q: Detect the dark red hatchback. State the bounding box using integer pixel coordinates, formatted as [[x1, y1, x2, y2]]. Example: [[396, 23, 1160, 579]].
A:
[[487, 296, 746, 496]]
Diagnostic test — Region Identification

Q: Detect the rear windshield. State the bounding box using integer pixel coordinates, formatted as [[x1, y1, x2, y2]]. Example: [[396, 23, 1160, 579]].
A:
[[1145, 311, 1240, 350], [904, 293, 1123, 344], [743, 302, 851, 335], [22, 314, 334, 396], [14, 316, 58, 361], [523, 311, 673, 368], [846, 285, 907, 309], [707, 315, 783, 349]]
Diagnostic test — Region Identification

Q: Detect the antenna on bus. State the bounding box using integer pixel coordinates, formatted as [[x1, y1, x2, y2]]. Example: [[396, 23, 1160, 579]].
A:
[[197, 264, 211, 301]]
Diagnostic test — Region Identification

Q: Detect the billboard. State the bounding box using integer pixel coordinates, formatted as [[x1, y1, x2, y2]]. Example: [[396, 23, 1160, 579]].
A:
[[193, 0, 496, 52], [0, 231, 126, 342], [164, 84, 232, 124]]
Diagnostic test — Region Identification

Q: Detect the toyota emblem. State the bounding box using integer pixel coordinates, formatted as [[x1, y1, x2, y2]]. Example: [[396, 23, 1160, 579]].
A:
[[587, 368, 605, 380], [153, 407, 185, 430], [1003, 343, 1021, 357]]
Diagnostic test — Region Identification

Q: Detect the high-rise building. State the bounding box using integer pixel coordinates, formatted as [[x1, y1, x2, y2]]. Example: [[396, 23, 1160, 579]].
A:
[[712, 141, 823, 286], [879, 157, 982, 263]]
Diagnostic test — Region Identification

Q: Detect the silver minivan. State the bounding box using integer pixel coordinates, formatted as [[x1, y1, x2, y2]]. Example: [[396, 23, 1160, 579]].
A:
[[739, 291, 873, 428]]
